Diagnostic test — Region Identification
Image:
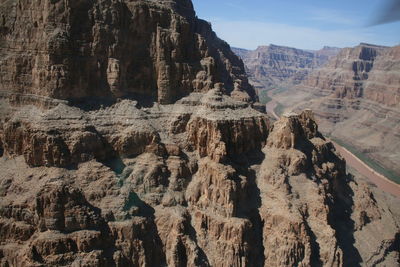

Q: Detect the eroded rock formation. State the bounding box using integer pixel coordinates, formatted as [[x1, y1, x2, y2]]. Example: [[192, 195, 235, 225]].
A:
[[302, 43, 399, 106], [273, 43, 400, 177], [233, 45, 340, 89], [0, 0, 255, 104], [1, 100, 399, 266], [0, 1, 399, 267]]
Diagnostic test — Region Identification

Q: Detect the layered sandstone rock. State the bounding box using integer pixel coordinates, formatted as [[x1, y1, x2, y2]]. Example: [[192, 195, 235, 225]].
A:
[[186, 88, 269, 162], [1, 94, 399, 266], [233, 45, 340, 89], [273, 43, 400, 176], [0, 1, 399, 267], [364, 46, 400, 106], [0, 85, 267, 170], [302, 43, 399, 106], [0, 0, 255, 104], [259, 111, 399, 266]]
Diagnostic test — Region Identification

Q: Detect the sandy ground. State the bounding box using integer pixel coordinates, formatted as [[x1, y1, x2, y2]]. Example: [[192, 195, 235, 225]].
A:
[[265, 89, 279, 120], [265, 89, 400, 198]]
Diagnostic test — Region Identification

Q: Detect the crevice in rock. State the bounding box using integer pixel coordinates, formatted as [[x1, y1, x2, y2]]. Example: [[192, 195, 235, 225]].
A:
[[366, 232, 400, 266], [329, 174, 363, 266], [232, 151, 266, 266], [30, 246, 43, 264], [247, 178, 266, 267], [103, 157, 127, 175], [252, 210, 266, 267], [187, 216, 211, 266], [0, 140, 3, 157], [123, 191, 155, 219], [301, 215, 323, 266], [146, 220, 168, 266], [175, 238, 188, 267], [68, 97, 118, 111]]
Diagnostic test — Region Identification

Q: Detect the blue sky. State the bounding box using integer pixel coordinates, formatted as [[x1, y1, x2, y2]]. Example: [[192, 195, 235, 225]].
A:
[[192, 0, 400, 50]]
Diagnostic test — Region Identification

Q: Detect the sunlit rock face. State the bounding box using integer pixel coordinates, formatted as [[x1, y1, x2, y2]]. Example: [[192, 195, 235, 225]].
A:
[[0, 0, 255, 104], [0, 1, 399, 267], [303, 43, 400, 107], [233, 45, 340, 89], [270, 43, 400, 176]]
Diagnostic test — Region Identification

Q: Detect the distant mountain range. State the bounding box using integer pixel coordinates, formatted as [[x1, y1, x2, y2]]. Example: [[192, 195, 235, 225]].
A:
[[232, 45, 340, 90], [234, 43, 400, 179]]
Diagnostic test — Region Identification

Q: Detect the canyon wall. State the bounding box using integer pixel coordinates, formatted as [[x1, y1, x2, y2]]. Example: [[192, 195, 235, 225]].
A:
[[233, 45, 340, 89], [303, 43, 400, 107], [0, 0, 255, 104], [0, 1, 399, 267], [236, 42, 400, 178], [274, 43, 400, 177]]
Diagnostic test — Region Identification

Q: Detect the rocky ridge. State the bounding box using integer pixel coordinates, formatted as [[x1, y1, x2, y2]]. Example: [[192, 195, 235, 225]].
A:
[[0, 1, 399, 267], [233, 45, 340, 90], [1, 90, 399, 266], [274, 43, 400, 177]]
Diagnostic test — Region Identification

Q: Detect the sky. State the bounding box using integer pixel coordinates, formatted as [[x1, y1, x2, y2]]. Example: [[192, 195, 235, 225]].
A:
[[192, 0, 400, 50]]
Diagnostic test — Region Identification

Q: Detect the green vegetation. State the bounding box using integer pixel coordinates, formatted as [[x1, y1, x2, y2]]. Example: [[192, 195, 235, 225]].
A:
[[258, 89, 272, 104], [272, 85, 290, 95], [330, 136, 400, 184]]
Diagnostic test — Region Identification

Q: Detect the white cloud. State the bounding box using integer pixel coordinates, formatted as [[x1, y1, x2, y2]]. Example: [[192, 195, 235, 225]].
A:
[[208, 19, 383, 50]]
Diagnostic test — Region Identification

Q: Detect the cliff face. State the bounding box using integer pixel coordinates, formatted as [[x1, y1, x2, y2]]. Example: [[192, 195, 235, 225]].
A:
[[0, 0, 255, 104], [274, 43, 400, 176], [233, 45, 340, 89], [363, 46, 400, 106], [0, 1, 399, 267], [303, 43, 400, 107], [1, 98, 399, 266]]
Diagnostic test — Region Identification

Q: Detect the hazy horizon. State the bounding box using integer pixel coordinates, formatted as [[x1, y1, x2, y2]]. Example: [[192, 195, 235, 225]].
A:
[[192, 0, 400, 50]]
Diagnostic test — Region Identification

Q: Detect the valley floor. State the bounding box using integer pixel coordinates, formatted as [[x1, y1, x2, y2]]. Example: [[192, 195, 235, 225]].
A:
[[264, 88, 400, 198], [332, 140, 400, 198]]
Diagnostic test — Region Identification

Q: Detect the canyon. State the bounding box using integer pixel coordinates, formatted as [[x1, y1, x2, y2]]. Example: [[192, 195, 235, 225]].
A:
[[236, 43, 400, 182], [0, 1, 399, 266]]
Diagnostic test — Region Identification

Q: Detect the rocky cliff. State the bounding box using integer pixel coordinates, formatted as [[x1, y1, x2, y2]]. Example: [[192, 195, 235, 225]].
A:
[[0, 1, 399, 267], [233, 45, 340, 89], [303, 43, 399, 106], [0, 0, 255, 104], [1, 97, 399, 266], [274, 43, 400, 177]]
